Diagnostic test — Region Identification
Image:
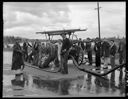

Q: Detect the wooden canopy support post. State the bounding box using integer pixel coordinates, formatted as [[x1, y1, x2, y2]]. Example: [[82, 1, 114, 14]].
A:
[[48, 34, 50, 40], [45, 33, 47, 40]]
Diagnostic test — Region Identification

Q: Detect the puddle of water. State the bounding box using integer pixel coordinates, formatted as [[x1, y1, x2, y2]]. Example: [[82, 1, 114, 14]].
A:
[[3, 75, 15, 86], [3, 69, 125, 97]]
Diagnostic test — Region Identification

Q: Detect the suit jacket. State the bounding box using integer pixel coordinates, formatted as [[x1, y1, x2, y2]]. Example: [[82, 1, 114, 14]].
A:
[[78, 41, 85, 50], [61, 38, 72, 53], [101, 41, 110, 57], [94, 41, 101, 55], [110, 44, 117, 56], [86, 41, 92, 52], [118, 41, 125, 53]]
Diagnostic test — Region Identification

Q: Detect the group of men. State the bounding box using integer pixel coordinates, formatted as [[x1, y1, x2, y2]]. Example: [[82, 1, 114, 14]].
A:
[[11, 35, 126, 76], [78, 37, 126, 70], [11, 34, 72, 75]]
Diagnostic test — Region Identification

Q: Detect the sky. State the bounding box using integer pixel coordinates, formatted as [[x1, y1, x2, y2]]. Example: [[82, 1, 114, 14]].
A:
[[3, 2, 126, 39]]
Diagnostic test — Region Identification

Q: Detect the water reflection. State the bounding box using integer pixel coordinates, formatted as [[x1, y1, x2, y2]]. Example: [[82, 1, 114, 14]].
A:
[[86, 74, 92, 92], [118, 69, 125, 95], [58, 79, 71, 95], [3, 51, 125, 97], [33, 77, 71, 95], [11, 73, 26, 96], [103, 76, 109, 93], [11, 74, 25, 88], [4, 68, 125, 96], [110, 71, 116, 94], [4, 69, 125, 97], [95, 76, 102, 94]]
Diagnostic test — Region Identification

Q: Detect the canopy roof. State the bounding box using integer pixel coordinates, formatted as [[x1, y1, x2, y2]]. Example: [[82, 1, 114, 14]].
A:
[[36, 28, 87, 36]]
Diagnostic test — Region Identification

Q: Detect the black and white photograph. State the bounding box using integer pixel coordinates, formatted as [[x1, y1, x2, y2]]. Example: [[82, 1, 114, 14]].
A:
[[3, 2, 126, 97]]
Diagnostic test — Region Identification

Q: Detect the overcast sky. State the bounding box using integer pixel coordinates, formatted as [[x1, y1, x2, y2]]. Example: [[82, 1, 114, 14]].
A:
[[3, 2, 126, 39]]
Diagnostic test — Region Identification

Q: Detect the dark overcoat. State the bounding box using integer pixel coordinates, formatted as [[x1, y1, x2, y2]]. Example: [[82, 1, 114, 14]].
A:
[[94, 41, 102, 67], [110, 44, 117, 56], [101, 41, 110, 57], [11, 43, 24, 70]]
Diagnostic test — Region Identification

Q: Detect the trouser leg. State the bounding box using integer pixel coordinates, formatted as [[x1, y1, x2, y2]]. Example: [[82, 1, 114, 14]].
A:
[[25, 52, 28, 61], [35, 53, 39, 66], [119, 53, 125, 69], [110, 55, 115, 68], [24, 52, 28, 61], [124, 53, 126, 63], [54, 58, 59, 67], [28, 53, 33, 63], [63, 54, 68, 74], [88, 51, 92, 65], [38, 52, 42, 66], [104, 57, 107, 66], [61, 52, 68, 74], [103, 57, 109, 68], [33, 51, 39, 66], [32, 52, 36, 65], [95, 53, 101, 67], [119, 53, 123, 64]]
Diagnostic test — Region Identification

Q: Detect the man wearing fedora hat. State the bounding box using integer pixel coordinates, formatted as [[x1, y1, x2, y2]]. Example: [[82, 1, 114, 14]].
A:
[[78, 38, 85, 51], [101, 38, 110, 69], [94, 37, 102, 69], [60, 33, 72, 74], [85, 37, 92, 65], [11, 40, 24, 78], [110, 40, 117, 68]]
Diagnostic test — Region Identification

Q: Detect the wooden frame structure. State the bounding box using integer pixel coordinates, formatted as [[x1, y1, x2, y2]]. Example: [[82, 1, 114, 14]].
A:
[[36, 28, 87, 40]]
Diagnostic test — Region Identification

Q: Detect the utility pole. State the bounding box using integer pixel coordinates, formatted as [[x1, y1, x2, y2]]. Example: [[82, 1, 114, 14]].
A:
[[95, 2, 101, 39]]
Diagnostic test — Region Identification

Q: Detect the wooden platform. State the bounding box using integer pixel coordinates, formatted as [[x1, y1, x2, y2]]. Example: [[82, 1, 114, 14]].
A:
[[24, 62, 86, 80], [23, 61, 120, 80]]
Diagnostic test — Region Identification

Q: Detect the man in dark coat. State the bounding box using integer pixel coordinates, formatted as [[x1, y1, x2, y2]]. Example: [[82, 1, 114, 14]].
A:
[[110, 40, 117, 68], [32, 40, 40, 66], [23, 40, 32, 62], [60, 34, 72, 74], [85, 38, 92, 65], [101, 39, 110, 69], [11, 40, 24, 75], [118, 40, 126, 64], [78, 38, 85, 51], [94, 38, 102, 69], [23, 41, 28, 61]]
